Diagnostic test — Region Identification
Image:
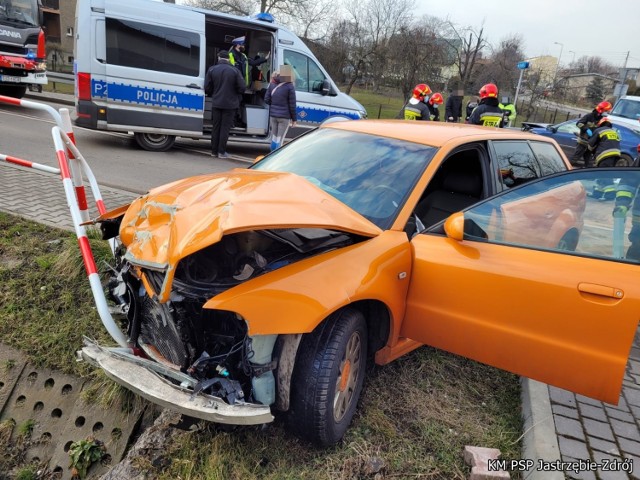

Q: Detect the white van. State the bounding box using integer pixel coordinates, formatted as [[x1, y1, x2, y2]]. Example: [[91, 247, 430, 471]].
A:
[[607, 96, 640, 132], [74, 0, 367, 151]]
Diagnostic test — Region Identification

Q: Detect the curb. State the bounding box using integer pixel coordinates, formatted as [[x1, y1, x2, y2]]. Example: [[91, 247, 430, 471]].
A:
[[521, 378, 563, 480], [24, 90, 75, 106]]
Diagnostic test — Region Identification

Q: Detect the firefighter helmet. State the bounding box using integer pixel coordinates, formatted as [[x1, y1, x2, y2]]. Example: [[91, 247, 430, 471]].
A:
[[412, 83, 432, 99], [595, 101, 613, 113], [479, 83, 499, 99], [597, 117, 612, 127], [429, 92, 444, 105]]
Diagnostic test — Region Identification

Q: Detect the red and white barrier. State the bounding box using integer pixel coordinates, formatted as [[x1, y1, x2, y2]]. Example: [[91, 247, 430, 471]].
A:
[[0, 153, 60, 174], [0, 94, 130, 349]]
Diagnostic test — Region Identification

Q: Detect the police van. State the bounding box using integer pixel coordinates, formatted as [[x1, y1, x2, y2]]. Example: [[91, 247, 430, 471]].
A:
[[74, 0, 367, 151]]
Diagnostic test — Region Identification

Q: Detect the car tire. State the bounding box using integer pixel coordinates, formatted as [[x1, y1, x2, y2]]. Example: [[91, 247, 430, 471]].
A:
[[616, 155, 633, 167], [288, 307, 367, 447], [134, 133, 176, 152]]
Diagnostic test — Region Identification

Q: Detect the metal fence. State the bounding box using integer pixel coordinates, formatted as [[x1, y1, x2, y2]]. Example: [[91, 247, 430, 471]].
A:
[[515, 99, 580, 126]]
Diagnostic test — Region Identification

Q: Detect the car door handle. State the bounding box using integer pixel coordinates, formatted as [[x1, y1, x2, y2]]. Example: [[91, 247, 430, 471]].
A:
[[578, 283, 624, 299], [185, 83, 201, 89]]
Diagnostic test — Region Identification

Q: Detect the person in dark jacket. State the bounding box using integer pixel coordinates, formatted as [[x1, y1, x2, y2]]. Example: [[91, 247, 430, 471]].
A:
[[572, 101, 613, 167], [445, 89, 463, 122], [204, 51, 245, 158], [467, 84, 505, 127], [465, 96, 479, 121], [426, 92, 443, 121], [265, 68, 297, 151], [229, 36, 270, 88]]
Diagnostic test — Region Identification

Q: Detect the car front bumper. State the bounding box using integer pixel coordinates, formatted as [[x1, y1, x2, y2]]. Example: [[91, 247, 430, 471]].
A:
[[78, 339, 274, 425]]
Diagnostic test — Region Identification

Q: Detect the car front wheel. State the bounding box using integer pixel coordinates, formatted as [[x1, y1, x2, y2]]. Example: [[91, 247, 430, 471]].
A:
[[289, 308, 367, 447]]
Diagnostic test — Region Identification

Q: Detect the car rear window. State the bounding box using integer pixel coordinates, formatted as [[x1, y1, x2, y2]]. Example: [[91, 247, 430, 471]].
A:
[[493, 141, 566, 189]]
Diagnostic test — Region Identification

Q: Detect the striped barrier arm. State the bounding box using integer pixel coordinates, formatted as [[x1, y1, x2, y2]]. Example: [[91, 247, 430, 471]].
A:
[[0, 153, 60, 174]]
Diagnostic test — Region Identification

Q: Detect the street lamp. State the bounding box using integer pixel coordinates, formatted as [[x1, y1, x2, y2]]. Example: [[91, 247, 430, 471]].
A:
[[553, 41, 564, 85], [569, 50, 576, 65]]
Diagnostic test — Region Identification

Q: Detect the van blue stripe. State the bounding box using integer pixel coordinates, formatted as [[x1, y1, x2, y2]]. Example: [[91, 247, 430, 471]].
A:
[[91, 79, 203, 111], [297, 105, 362, 123]]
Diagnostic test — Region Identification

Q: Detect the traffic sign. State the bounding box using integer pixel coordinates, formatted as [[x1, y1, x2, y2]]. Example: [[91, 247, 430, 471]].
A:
[[517, 61, 530, 70]]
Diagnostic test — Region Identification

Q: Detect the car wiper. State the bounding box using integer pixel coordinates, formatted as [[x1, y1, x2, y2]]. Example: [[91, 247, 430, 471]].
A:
[[1, 17, 35, 26]]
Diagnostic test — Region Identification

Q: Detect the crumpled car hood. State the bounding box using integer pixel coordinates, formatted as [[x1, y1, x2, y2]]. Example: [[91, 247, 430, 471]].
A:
[[119, 169, 381, 269]]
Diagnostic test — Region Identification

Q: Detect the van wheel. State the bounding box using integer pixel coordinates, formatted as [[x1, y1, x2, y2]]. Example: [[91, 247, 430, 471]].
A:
[[0, 85, 27, 99], [288, 308, 367, 447], [134, 133, 176, 152]]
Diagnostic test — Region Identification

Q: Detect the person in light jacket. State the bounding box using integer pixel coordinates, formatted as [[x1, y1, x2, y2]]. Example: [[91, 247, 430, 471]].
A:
[[265, 69, 297, 151]]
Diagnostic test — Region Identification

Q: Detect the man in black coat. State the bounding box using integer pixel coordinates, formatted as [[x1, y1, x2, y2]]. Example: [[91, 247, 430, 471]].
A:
[[445, 89, 463, 122], [204, 51, 246, 158]]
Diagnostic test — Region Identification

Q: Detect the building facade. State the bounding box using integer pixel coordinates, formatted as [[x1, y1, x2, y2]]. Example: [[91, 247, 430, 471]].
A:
[[41, 0, 77, 72]]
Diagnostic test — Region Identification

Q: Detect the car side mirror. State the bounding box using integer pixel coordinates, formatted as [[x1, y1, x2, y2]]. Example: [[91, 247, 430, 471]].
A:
[[547, 125, 557, 133], [444, 212, 464, 241], [321, 79, 332, 96]]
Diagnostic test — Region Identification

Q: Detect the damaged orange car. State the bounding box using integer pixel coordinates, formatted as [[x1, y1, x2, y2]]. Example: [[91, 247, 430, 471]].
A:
[[80, 121, 640, 446]]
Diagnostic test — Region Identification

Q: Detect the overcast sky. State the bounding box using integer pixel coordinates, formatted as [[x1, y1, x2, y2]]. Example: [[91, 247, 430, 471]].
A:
[[418, 0, 639, 69]]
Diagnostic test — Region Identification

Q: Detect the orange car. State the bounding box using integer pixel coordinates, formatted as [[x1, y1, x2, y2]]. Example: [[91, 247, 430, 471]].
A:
[[81, 121, 640, 446]]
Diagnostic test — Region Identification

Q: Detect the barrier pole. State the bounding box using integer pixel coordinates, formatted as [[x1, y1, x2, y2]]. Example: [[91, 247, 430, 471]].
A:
[[60, 108, 90, 223], [0, 95, 64, 128], [51, 126, 128, 348], [0, 153, 60, 174]]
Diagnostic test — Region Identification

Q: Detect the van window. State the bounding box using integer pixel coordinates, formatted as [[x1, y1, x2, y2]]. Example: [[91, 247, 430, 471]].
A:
[[283, 50, 326, 93], [106, 18, 200, 76]]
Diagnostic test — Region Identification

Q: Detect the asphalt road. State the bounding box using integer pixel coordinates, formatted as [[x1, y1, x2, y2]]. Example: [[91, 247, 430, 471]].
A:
[[0, 97, 266, 194]]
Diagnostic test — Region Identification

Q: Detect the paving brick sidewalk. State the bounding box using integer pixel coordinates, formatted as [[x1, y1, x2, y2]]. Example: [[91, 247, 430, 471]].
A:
[[0, 162, 138, 230], [548, 327, 640, 480]]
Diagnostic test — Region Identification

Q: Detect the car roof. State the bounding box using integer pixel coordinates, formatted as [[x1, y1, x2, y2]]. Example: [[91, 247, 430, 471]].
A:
[[322, 120, 549, 148]]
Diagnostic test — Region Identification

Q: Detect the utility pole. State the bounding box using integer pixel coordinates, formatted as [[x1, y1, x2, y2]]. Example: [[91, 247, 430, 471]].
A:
[[614, 51, 630, 101]]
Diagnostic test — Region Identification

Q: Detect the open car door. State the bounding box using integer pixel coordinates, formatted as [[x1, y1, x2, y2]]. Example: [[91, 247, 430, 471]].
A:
[[402, 168, 640, 404]]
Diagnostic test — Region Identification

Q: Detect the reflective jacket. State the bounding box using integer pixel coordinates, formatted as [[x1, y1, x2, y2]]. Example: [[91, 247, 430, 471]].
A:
[[427, 101, 440, 121], [588, 126, 622, 165], [499, 102, 516, 122], [403, 98, 430, 121], [229, 48, 268, 86], [467, 98, 505, 127]]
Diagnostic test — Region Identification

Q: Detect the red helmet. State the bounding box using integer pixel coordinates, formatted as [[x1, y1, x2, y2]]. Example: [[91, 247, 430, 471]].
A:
[[429, 92, 444, 105], [412, 83, 432, 99], [479, 83, 498, 99], [596, 101, 612, 113]]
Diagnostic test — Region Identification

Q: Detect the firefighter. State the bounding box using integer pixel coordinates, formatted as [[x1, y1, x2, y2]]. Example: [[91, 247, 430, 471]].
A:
[[403, 84, 432, 121], [613, 177, 640, 260], [572, 101, 613, 167], [467, 83, 505, 127], [499, 96, 517, 125], [426, 92, 444, 121], [589, 117, 622, 199]]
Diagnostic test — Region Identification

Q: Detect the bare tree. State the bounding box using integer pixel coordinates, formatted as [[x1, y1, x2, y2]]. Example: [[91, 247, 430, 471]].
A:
[[339, 0, 412, 94], [442, 22, 487, 92], [475, 34, 524, 97], [386, 16, 449, 100], [573, 55, 617, 76]]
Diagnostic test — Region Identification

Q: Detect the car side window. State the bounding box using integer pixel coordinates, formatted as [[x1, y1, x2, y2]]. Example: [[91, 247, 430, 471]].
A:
[[556, 122, 579, 134], [283, 49, 326, 93], [529, 142, 567, 176], [493, 141, 540, 189]]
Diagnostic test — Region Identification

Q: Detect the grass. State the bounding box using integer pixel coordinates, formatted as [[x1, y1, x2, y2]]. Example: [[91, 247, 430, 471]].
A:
[[0, 211, 523, 478]]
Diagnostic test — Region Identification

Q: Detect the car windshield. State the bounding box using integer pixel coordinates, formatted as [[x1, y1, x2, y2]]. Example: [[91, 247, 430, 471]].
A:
[[611, 99, 640, 121], [0, 0, 39, 27], [251, 128, 437, 229]]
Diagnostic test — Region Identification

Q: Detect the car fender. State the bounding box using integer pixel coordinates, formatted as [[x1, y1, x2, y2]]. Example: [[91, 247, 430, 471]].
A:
[[203, 230, 412, 338]]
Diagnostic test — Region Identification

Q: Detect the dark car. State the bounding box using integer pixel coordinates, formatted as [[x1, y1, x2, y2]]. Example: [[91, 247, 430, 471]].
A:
[[525, 118, 640, 167]]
